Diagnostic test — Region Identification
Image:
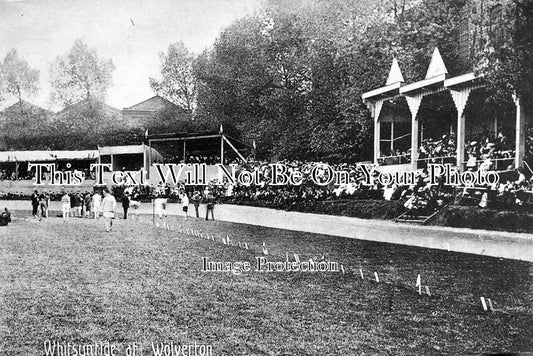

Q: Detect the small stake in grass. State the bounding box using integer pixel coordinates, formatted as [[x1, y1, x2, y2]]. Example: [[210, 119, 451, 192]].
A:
[[480, 297, 488, 312], [341, 264, 345, 274], [374, 272, 379, 283], [416, 274, 421, 295], [262, 241, 268, 255], [286, 252, 289, 262], [244, 242, 248, 250], [294, 253, 300, 263], [359, 268, 364, 280], [425, 286, 431, 297], [238, 241, 242, 248], [222, 237, 227, 245], [487, 298, 494, 312]]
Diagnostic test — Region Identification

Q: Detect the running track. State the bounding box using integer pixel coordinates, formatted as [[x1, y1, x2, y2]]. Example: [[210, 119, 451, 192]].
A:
[[2, 200, 533, 262]]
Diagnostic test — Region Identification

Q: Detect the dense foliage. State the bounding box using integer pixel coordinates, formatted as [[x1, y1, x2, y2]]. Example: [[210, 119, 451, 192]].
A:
[[192, 0, 468, 162]]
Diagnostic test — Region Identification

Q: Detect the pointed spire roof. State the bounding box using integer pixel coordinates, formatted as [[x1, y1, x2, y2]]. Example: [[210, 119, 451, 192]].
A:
[[386, 58, 405, 86], [425, 47, 448, 79]]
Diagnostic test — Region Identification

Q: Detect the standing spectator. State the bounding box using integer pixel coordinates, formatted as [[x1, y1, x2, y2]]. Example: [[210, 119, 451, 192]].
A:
[[122, 193, 130, 220], [61, 191, 71, 222], [181, 192, 190, 220], [205, 190, 215, 221], [479, 187, 490, 208], [45, 191, 51, 218], [83, 192, 92, 218], [74, 193, 83, 218], [153, 194, 168, 228], [38, 193, 48, 220], [191, 190, 202, 218], [92, 190, 102, 219], [70, 193, 76, 217], [31, 190, 39, 219], [102, 188, 117, 232]]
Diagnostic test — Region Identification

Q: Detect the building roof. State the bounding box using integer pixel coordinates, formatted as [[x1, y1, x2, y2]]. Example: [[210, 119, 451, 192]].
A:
[[0, 150, 98, 163], [54, 98, 121, 119], [0, 100, 53, 116], [362, 47, 482, 102], [99, 144, 164, 161], [123, 95, 180, 112]]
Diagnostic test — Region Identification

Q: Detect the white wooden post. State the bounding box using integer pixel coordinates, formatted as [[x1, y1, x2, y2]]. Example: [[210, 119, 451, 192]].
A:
[[220, 135, 224, 165], [450, 88, 472, 172], [406, 95, 422, 169], [514, 95, 526, 169], [373, 100, 384, 165]]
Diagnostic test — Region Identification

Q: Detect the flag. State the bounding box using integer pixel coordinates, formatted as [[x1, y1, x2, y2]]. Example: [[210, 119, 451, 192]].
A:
[[219, 124, 223, 134], [416, 274, 421, 287], [144, 129, 149, 139], [252, 139, 256, 150]]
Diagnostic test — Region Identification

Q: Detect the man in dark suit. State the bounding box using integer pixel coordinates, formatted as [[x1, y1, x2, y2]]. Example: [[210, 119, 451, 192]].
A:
[[205, 191, 215, 221], [122, 193, 130, 219], [31, 190, 39, 219]]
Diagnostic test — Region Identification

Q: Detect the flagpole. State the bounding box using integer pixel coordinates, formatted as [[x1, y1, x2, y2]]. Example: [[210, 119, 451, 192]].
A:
[[220, 125, 224, 165]]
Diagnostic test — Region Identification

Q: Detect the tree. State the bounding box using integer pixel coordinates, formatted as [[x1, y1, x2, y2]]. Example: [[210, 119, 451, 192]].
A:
[[475, 0, 533, 111], [192, 0, 467, 162], [1, 49, 39, 107], [49, 39, 114, 107], [150, 42, 197, 117]]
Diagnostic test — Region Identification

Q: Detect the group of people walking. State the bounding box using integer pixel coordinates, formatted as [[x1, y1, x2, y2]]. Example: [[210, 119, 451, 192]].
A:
[[60, 188, 117, 232], [30, 190, 50, 220], [154, 189, 216, 227], [29, 187, 217, 233]]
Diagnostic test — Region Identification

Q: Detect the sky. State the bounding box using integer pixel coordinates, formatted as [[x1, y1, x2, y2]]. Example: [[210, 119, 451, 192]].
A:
[[0, 0, 262, 111]]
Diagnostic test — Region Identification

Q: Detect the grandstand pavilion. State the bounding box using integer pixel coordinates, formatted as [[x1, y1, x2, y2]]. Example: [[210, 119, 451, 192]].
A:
[[362, 48, 529, 173]]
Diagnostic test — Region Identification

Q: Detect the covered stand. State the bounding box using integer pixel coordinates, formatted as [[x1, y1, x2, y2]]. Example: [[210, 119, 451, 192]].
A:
[[362, 48, 526, 172]]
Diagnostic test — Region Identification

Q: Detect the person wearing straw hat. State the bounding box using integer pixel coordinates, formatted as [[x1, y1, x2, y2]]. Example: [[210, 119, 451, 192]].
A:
[[191, 190, 202, 218]]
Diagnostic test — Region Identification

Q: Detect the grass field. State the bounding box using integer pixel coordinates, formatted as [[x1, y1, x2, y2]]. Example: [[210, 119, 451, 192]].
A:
[[1, 215, 532, 356]]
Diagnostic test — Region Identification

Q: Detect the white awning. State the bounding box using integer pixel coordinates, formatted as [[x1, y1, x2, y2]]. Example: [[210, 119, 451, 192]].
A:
[[0, 150, 98, 163]]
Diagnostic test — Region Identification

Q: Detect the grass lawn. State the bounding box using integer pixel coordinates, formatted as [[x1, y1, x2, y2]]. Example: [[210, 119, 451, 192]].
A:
[[0, 215, 532, 355]]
